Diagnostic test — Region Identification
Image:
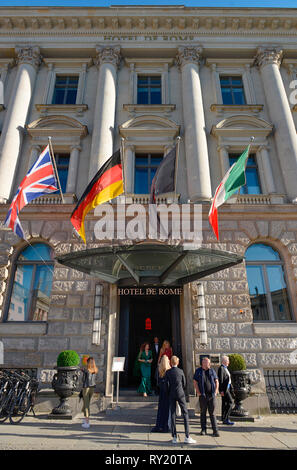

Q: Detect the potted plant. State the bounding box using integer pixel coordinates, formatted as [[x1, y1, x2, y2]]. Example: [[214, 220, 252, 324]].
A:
[[51, 350, 80, 417], [228, 353, 251, 417]]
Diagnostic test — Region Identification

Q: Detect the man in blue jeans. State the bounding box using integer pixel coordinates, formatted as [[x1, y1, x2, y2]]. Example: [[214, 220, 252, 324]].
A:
[[193, 357, 220, 437]]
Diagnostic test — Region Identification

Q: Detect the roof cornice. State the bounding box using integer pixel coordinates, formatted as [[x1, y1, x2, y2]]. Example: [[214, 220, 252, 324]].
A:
[[0, 9, 296, 37]]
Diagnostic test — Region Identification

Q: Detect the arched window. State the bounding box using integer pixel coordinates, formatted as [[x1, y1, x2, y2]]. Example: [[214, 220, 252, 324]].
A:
[[245, 244, 292, 322], [5, 243, 54, 322]]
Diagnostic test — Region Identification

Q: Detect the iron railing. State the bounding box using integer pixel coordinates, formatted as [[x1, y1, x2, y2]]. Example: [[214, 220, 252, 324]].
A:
[[264, 369, 297, 413]]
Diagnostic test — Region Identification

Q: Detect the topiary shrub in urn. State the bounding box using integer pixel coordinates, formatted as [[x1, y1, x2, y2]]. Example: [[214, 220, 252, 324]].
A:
[[228, 353, 251, 417], [51, 350, 80, 417]]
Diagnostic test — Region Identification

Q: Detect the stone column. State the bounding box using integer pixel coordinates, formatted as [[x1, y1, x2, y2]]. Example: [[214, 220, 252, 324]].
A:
[[255, 47, 297, 202], [123, 144, 135, 194], [0, 46, 42, 202], [88, 46, 121, 180], [176, 47, 212, 202], [29, 144, 41, 168], [217, 145, 230, 177], [257, 145, 277, 194], [66, 145, 81, 194]]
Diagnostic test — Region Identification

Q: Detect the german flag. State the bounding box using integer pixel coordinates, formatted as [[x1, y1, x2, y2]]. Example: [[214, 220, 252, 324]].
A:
[[71, 150, 123, 242]]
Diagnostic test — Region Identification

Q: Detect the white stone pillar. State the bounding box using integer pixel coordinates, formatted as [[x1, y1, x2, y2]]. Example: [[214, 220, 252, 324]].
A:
[[88, 46, 121, 180], [29, 144, 41, 168], [176, 47, 212, 202], [0, 46, 42, 202], [66, 145, 81, 194], [257, 145, 277, 194], [255, 47, 297, 202], [123, 144, 135, 194], [217, 145, 230, 177]]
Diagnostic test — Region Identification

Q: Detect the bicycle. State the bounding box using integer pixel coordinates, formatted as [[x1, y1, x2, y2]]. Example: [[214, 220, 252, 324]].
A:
[[0, 370, 20, 424], [9, 373, 38, 424]]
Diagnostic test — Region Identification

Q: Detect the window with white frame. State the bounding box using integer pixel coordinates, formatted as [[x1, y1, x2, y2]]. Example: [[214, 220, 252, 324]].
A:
[[42, 59, 91, 106], [92, 284, 103, 345], [245, 244, 293, 322], [5, 243, 54, 322]]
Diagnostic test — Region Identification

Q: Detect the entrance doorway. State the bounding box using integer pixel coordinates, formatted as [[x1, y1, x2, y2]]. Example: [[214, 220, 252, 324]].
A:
[[118, 293, 182, 388]]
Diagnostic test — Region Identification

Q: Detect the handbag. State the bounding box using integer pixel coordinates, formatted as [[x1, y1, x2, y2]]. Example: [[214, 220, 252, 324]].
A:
[[176, 402, 181, 417], [79, 389, 83, 401]]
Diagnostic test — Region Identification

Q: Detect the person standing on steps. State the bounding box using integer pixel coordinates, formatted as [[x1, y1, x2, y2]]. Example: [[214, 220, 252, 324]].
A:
[[218, 355, 235, 426], [137, 342, 153, 397], [165, 355, 196, 445], [193, 356, 220, 437], [151, 336, 161, 395], [151, 355, 171, 433]]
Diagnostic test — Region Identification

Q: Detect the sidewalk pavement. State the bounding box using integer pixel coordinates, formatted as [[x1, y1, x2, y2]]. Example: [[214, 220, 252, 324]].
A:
[[0, 406, 296, 451]]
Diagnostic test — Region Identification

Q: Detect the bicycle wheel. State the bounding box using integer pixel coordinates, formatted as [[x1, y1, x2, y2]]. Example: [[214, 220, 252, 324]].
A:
[[0, 392, 12, 423], [9, 391, 31, 424]]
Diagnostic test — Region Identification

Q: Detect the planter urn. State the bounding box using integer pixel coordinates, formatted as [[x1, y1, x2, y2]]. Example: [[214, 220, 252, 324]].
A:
[[230, 370, 251, 417], [51, 366, 79, 418]]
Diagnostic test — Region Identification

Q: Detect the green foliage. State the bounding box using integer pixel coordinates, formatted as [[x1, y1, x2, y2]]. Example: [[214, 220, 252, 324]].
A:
[[57, 350, 80, 367], [228, 353, 247, 372]]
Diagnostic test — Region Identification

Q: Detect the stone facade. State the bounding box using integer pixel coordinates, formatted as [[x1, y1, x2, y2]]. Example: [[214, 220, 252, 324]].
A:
[[0, 6, 297, 412]]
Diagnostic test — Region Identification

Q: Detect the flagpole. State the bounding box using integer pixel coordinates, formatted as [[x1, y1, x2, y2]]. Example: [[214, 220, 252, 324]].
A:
[[174, 136, 181, 202], [48, 136, 65, 204], [120, 137, 126, 195]]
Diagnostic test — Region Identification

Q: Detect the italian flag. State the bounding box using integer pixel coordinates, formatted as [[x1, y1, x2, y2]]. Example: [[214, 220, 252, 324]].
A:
[[208, 145, 250, 241]]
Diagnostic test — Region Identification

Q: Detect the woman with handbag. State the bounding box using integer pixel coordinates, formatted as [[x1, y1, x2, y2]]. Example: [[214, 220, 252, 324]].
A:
[[81, 356, 98, 429]]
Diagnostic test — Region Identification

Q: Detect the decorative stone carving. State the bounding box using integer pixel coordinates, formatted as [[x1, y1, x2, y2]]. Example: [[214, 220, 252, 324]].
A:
[[176, 46, 203, 69], [94, 46, 121, 69], [15, 45, 42, 69], [255, 46, 283, 68]]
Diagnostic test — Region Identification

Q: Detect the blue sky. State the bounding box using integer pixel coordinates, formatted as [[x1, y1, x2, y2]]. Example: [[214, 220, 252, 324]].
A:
[[0, 1, 296, 8]]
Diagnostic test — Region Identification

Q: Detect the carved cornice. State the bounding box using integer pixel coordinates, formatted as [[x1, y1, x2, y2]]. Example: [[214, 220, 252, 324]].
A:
[[0, 13, 296, 37], [254, 46, 283, 68], [94, 46, 121, 69], [176, 46, 203, 69], [15, 45, 42, 69]]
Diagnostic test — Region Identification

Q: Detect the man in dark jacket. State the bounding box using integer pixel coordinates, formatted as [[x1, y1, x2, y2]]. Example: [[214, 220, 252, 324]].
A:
[[165, 356, 196, 444], [193, 356, 220, 437], [218, 355, 234, 425], [151, 336, 160, 394]]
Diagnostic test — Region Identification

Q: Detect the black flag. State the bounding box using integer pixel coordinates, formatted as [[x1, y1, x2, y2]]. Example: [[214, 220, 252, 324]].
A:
[[150, 146, 176, 204]]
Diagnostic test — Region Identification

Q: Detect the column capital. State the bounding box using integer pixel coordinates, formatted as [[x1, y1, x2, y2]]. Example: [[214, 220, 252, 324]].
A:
[[70, 145, 82, 152], [176, 46, 203, 69], [217, 144, 229, 152], [15, 46, 42, 69], [254, 46, 283, 68], [94, 46, 121, 69]]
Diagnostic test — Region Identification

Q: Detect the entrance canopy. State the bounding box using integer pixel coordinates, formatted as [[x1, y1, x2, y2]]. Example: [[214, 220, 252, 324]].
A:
[[56, 244, 243, 286]]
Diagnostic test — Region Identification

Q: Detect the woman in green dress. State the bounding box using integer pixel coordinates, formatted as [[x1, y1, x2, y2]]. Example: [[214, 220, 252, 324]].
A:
[[137, 342, 153, 397]]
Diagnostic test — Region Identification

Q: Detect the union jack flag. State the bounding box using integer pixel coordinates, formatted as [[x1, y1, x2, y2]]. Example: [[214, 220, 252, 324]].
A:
[[4, 145, 58, 239]]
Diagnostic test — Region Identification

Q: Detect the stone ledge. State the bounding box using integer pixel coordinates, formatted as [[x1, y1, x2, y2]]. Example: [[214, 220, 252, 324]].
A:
[[253, 322, 297, 336], [0, 322, 47, 336]]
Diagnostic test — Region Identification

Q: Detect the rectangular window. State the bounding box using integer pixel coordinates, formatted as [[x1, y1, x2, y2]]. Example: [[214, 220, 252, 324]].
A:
[[54, 153, 70, 193], [92, 284, 103, 345], [137, 76, 162, 105], [229, 154, 261, 194], [220, 76, 246, 105], [52, 75, 79, 105], [134, 153, 163, 194]]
